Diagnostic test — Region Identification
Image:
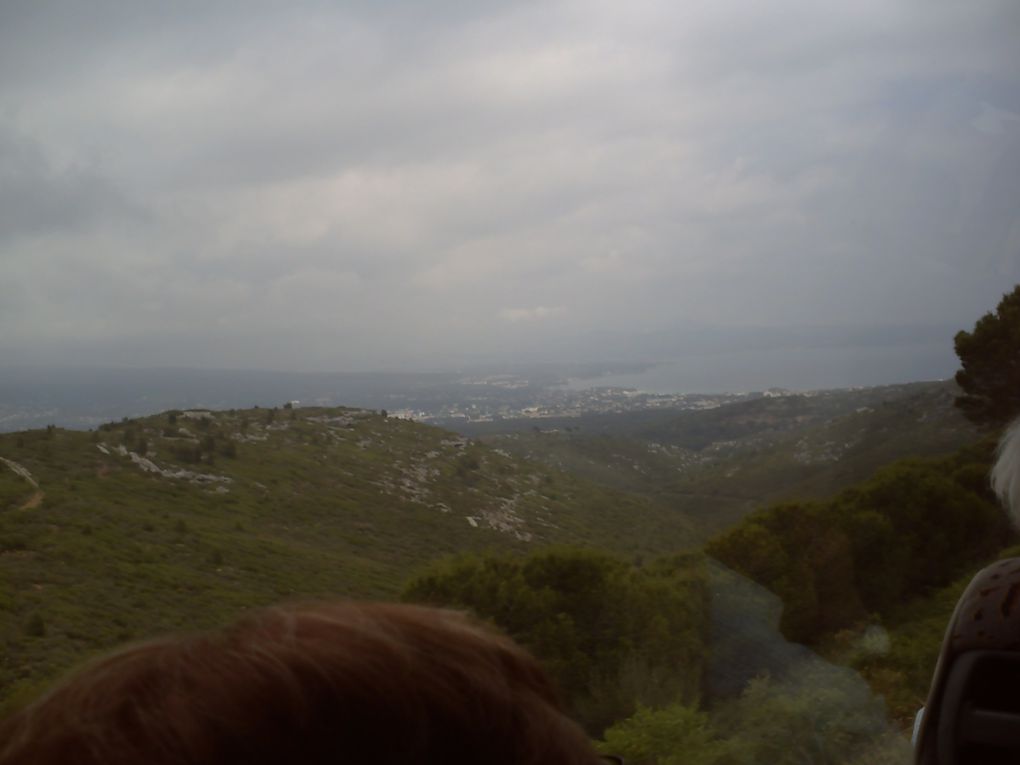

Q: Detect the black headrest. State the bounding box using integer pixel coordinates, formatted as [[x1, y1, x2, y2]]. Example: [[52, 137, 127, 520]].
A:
[[936, 650, 1020, 764]]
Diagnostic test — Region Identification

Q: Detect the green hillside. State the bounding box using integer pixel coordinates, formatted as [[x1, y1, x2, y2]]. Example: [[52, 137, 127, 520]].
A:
[[0, 406, 696, 705], [473, 381, 979, 536], [0, 386, 1006, 756]]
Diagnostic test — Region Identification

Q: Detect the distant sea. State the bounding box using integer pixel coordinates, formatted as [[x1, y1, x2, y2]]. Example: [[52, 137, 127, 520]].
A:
[[562, 342, 958, 394]]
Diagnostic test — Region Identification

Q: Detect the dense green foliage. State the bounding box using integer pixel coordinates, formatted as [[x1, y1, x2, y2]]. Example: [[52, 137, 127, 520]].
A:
[[707, 440, 1013, 642], [403, 548, 709, 733], [954, 283, 1020, 425], [601, 703, 730, 765]]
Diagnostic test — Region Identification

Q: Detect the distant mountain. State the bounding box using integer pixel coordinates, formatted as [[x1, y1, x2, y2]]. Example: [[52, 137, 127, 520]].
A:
[[0, 406, 695, 703]]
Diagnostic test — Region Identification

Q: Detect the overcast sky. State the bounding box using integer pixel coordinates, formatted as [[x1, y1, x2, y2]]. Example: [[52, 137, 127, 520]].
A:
[[1, 0, 1018, 379]]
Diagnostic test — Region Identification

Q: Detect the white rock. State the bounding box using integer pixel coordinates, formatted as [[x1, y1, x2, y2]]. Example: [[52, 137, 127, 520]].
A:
[[0, 457, 38, 488]]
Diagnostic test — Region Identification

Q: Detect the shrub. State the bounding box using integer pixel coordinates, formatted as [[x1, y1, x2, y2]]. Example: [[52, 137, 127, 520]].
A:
[[404, 548, 709, 733], [601, 703, 730, 765]]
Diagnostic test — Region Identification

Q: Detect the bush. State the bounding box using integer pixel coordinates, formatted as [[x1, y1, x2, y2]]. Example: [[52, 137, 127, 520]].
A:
[[601, 703, 731, 765], [707, 442, 1012, 642], [711, 671, 901, 765], [404, 548, 709, 733]]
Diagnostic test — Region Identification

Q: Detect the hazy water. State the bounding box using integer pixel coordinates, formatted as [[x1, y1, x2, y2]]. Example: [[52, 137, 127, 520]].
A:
[[563, 342, 957, 394]]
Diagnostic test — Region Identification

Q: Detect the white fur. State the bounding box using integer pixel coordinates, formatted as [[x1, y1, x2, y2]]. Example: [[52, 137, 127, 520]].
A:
[[992, 417, 1020, 526]]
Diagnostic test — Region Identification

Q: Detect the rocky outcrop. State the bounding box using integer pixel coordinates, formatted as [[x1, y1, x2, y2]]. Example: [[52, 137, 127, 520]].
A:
[[105, 444, 232, 485], [0, 457, 38, 488]]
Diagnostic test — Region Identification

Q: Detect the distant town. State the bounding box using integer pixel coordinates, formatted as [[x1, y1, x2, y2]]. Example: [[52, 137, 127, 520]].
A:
[[388, 379, 797, 425]]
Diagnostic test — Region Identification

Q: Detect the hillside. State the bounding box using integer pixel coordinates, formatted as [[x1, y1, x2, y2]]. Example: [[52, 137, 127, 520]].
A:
[[467, 381, 979, 535], [0, 406, 696, 704], [0, 391, 999, 759]]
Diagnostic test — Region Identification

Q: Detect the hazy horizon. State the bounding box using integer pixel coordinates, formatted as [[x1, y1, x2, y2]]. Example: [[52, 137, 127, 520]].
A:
[[0, 352, 957, 434], [2, 1, 1018, 379]]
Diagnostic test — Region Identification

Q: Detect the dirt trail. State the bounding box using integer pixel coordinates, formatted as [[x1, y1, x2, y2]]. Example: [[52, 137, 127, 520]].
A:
[[18, 491, 44, 510]]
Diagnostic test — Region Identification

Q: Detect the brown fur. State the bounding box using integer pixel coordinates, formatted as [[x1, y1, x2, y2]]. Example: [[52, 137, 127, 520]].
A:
[[0, 601, 601, 765]]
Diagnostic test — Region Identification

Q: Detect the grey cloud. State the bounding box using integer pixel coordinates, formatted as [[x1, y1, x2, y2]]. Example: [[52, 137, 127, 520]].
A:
[[0, 128, 141, 241], [0, 0, 1018, 379]]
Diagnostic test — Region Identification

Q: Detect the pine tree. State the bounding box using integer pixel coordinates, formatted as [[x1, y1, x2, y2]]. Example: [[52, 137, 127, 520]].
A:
[[954, 284, 1020, 425]]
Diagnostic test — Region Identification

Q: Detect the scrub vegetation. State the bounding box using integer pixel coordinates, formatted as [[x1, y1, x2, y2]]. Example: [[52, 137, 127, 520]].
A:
[[0, 407, 696, 708]]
